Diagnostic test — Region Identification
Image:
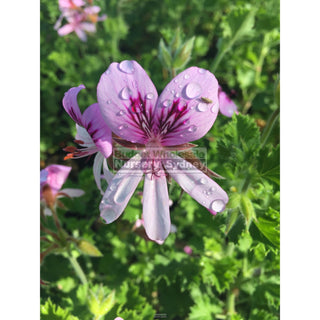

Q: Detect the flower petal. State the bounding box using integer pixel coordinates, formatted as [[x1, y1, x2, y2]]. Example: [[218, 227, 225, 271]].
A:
[[44, 165, 72, 194], [93, 152, 105, 195], [59, 188, 85, 198], [62, 85, 86, 126], [80, 22, 96, 33], [218, 91, 239, 117], [97, 60, 158, 144], [57, 23, 75, 36], [163, 153, 228, 213], [100, 154, 143, 224], [103, 158, 114, 185], [142, 171, 171, 241], [75, 28, 87, 42], [82, 103, 112, 158], [155, 67, 219, 145]]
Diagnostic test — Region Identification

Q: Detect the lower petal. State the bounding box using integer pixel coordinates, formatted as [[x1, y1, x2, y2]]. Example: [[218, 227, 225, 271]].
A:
[[163, 153, 228, 213], [142, 171, 171, 241], [100, 154, 143, 224], [93, 153, 105, 195]]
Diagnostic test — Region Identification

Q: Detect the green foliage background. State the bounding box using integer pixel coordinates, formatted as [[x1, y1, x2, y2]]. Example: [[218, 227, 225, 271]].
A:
[[40, 0, 280, 319]]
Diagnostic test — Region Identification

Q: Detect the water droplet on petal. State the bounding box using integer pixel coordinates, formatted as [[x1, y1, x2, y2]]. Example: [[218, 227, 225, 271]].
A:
[[174, 79, 178, 83], [162, 99, 171, 108], [120, 87, 131, 100], [184, 74, 190, 79], [197, 102, 208, 112], [210, 186, 216, 192], [187, 125, 197, 133], [198, 68, 206, 74], [118, 60, 135, 74], [183, 119, 190, 125], [199, 177, 207, 184], [118, 124, 128, 130], [211, 199, 225, 212], [171, 89, 175, 94], [117, 110, 125, 116], [175, 93, 180, 98], [211, 103, 219, 113], [185, 82, 202, 99], [178, 84, 183, 89], [202, 201, 207, 205], [107, 100, 111, 104], [146, 93, 154, 100]]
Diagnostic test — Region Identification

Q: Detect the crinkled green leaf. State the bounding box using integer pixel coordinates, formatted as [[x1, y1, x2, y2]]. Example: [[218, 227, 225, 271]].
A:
[[40, 298, 79, 320]]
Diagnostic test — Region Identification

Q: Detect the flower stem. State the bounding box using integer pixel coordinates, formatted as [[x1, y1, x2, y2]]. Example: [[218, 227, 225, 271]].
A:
[[226, 289, 236, 320], [67, 252, 88, 285], [261, 107, 280, 149]]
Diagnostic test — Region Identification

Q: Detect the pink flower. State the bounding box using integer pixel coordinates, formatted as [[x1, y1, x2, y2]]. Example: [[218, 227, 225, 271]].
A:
[[62, 84, 113, 194], [40, 164, 84, 214], [57, 11, 96, 42], [55, 1, 107, 41], [183, 245, 193, 255], [114, 318, 124, 320], [218, 88, 239, 117], [59, 0, 85, 9], [84, 6, 107, 23], [97, 60, 228, 242]]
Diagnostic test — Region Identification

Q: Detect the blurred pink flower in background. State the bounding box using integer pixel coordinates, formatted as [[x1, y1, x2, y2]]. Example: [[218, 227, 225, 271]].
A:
[[55, 0, 107, 41], [183, 245, 193, 255], [218, 87, 239, 117], [40, 164, 84, 215]]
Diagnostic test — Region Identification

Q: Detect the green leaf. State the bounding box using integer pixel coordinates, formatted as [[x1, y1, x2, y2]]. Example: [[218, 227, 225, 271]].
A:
[[238, 232, 253, 252], [252, 208, 280, 249], [189, 285, 223, 319], [40, 298, 79, 320], [257, 144, 280, 186], [89, 288, 115, 317], [217, 114, 261, 168]]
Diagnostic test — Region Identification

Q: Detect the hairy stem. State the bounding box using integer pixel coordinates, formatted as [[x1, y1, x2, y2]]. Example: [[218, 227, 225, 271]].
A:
[[67, 252, 88, 285], [261, 107, 280, 148]]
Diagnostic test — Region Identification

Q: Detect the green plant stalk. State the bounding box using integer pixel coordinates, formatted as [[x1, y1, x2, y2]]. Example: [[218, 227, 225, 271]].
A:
[[261, 107, 280, 148], [226, 290, 236, 319], [67, 252, 88, 285]]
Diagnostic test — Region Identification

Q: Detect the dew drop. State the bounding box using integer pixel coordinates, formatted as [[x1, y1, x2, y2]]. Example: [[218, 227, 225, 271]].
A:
[[174, 79, 178, 83], [199, 177, 207, 185], [107, 100, 111, 104], [171, 89, 175, 94], [146, 93, 154, 100], [185, 82, 202, 99], [178, 84, 183, 89], [175, 93, 180, 98], [197, 102, 208, 112], [162, 99, 172, 108], [209, 186, 216, 192], [184, 74, 190, 79], [120, 87, 131, 100], [109, 184, 117, 191], [202, 201, 207, 205], [118, 60, 135, 74], [211, 199, 225, 212], [183, 119, 190, 125], [187, 125, 197, 133], [211, 103, 218, 113], [105, 69, 111, 75], [198, 68, 206, 74], [117, 110, 125, 116]]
